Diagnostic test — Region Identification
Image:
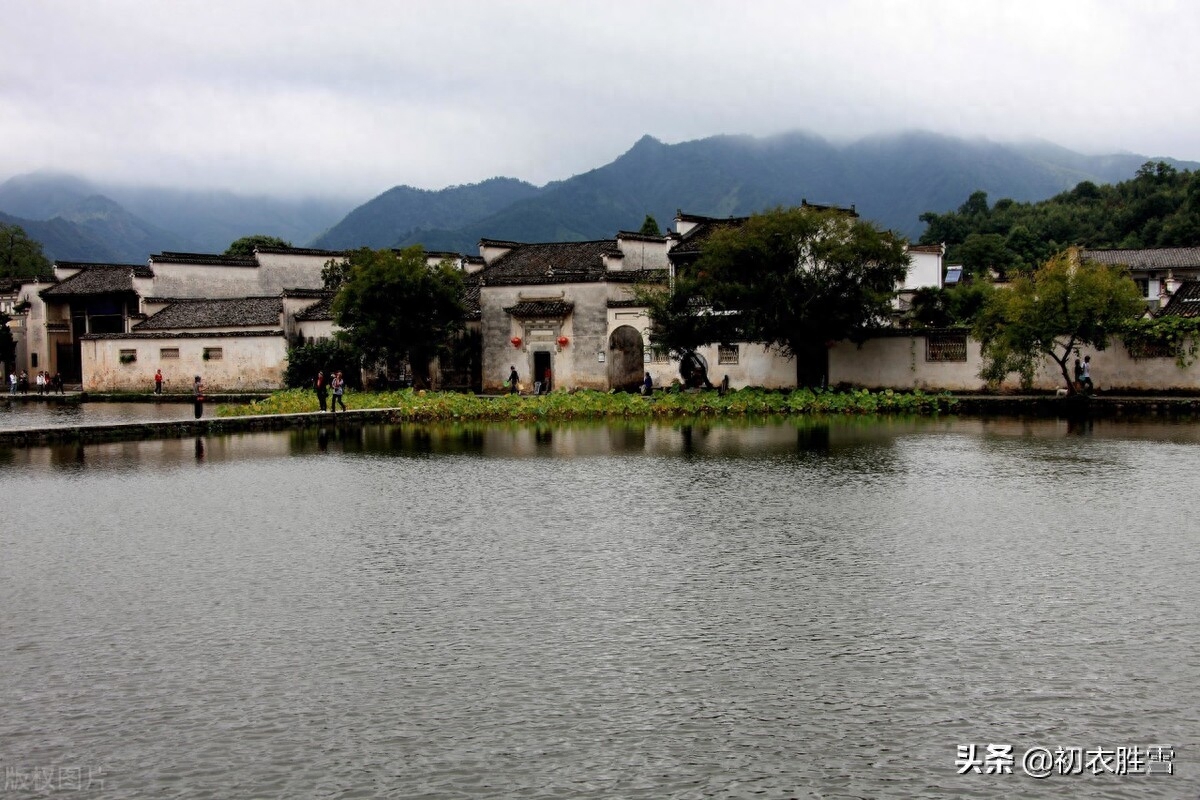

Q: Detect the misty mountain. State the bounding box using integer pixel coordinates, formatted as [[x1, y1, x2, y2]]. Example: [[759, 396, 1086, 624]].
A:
[[382, 131, 1195, 251], [312, 177, 540, 250], [0, 171, 354, 261]]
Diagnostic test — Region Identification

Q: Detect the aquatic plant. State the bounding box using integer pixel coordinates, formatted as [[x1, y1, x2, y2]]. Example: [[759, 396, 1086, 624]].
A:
[[216, 387, 955, 421]]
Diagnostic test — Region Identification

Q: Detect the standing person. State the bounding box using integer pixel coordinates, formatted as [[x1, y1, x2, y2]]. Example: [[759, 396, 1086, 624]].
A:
[[1081, 355, 1094, 394], [543, 367, 552, 394], [53, 372, 64, 394], [154, 369, 163, 395], [331, 371, 346, 412], [315, 370, 328, 412], [8, 371, 15, 394], [35, 371, 44, 395], [1073, 357, 1083, 393], [19, 371, 28, 394], [642, 371, 653, 396], [193, 375, 205, 419], [507, 366, 519, 395]]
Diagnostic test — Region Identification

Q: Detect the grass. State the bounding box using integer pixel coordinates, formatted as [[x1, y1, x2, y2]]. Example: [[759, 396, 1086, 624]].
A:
[[216, 387, 956, 421]]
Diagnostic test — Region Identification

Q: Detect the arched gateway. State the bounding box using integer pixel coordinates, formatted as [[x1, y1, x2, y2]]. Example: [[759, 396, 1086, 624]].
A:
[[607, 325, 644, 391]]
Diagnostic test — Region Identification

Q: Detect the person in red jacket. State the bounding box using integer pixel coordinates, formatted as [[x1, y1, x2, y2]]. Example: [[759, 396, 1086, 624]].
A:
[[154, 369, 163, 395]]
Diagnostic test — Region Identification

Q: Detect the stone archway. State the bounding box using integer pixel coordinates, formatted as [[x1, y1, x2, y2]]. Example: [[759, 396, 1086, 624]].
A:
[[607, 325, 644, 391]]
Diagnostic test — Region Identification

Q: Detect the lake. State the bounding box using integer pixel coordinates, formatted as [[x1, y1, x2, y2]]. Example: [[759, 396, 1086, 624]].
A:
[[1, 417, 1196, 798]]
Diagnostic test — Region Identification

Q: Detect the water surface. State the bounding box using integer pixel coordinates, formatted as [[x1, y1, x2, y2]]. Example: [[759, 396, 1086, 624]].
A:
[[1, 417, 1197, 798]]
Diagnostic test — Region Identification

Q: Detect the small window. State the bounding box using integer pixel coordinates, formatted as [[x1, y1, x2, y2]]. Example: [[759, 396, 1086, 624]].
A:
[[119, 349, 137, 365], [649, 347, 671, 364], [203, 347, 223, 361], [160, 348, 180, 359], [926, 333, 968, 362], [718, 344, 739, 365]]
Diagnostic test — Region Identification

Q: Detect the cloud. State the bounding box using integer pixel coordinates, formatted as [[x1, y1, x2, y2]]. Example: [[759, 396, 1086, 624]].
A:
[[2, 0, 1199, 198]]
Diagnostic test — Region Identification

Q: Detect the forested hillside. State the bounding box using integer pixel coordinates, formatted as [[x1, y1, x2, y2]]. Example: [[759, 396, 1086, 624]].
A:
[[919, 161, 1200, 276]]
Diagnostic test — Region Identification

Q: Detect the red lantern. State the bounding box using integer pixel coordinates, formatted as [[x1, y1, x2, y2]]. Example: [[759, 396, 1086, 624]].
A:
[[556, 336, 569, 347], [511, 336, 522, 348]]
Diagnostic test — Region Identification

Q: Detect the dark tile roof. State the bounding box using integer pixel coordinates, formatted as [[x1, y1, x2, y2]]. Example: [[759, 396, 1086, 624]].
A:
[[481, 240, 618, 285], [134, 297, 283, 330], [1158, 281, 1200, 318], [669, 216, 749, 258], [281, 287, 330, 298], [462, 273, 481, 320], [41, 264, 149, 297], [503, 300, 575, 318], [55, 261, 154, 277], [607, 298, 645, 308], [1082, 247, 1200, 271], [295, 295, 335, 322], [151, 251, 258, 267], [606, 268, 669, 284], [617, 231, 669, 243], [254, 246, 344, 257]]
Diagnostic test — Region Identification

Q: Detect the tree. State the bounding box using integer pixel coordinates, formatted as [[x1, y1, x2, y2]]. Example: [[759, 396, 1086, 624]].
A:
[[0, 310, 16, 372], [0, 223, 52, 279], [974, 250, 1144, 393], [638, 215, 661, 236], [643, 206, 910, 386], [224, 235, 292, 258], [331, 246, 465, 389]]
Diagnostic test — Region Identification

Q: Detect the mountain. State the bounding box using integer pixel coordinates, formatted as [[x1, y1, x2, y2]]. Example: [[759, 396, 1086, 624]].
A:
[[0, 171, 354, 261], [368, 131, 1198, 251], [311, 177, 540, 250]]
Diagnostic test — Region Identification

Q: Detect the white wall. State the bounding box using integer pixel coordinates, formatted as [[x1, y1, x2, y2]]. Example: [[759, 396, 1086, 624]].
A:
[[82, 334, 288, 392]]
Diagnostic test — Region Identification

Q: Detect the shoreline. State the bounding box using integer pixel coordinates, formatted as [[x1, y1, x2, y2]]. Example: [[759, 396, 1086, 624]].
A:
[[1, 390, 1200, 448]]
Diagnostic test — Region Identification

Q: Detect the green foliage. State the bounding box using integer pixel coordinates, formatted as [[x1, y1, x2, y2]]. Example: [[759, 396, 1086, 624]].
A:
[[643, 206, 910, 385], [1118, 316, 1200, 368], [974, 251, 1144, 392], [217, 387, 956, 420], [0, 223, 52, 279], [223, 234, 292, 258], [284, 339, 363, 389], [920, 162, 1200, 272], [638, 215, 662, 236], [321, 257, 350, 289], [904, 282, 996, 329], [331, 246, 465, 388]]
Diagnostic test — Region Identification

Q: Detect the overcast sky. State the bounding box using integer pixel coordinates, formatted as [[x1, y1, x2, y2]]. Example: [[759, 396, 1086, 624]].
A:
[[2, 0, 1196, 200]]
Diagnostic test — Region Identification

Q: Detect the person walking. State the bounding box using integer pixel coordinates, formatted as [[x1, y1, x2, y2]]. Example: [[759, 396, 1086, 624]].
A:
[[193, 375, 205, 419], [1080, 355, 1094, 394], [315, 371, 328, 412], [154, 369, 163, 395], [507, 366, 519, 395], [331, 371, 346, 412]]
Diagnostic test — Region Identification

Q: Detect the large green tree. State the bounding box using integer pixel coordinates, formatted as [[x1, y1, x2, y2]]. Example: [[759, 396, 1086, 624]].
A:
[[0, 223, 52, 279], [643, 206, 910, 386], [331, 246, 465, 389], [224, 235, 292, 258], [974, 250, 1144, 393]]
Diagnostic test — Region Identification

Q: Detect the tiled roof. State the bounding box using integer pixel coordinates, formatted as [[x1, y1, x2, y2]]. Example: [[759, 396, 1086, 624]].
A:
[[462, 273, 481, 320], [1158, 281, 1200, 318], [908, 244, 945, 254], [55, 261, 154, 277], [617, 231, 669, 243], [606, 268, 669, 284], [134, 297, 282, 330], [669, 216, 748, 258], [607, 299, 645, 308], [1081, 247, 1200, 271], [151, 251, 258, 267], [281, 287, 330, 299], [255, 246, 344, 257], [41, 264, 149, 297], [481, 240, 618, 286], [503, 300, 575, 318], [295, 295, 335, 321]]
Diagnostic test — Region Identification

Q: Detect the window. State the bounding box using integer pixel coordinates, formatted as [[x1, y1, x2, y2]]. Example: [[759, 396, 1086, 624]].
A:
[[203, 347, 223, 361], [925, 333, 968, 362], [31, 353, 38, 368], [649, 347, 672, 364], [160, 348, 180, 359], [119, 349, 137, 364], [718, 344, 739, 365]]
